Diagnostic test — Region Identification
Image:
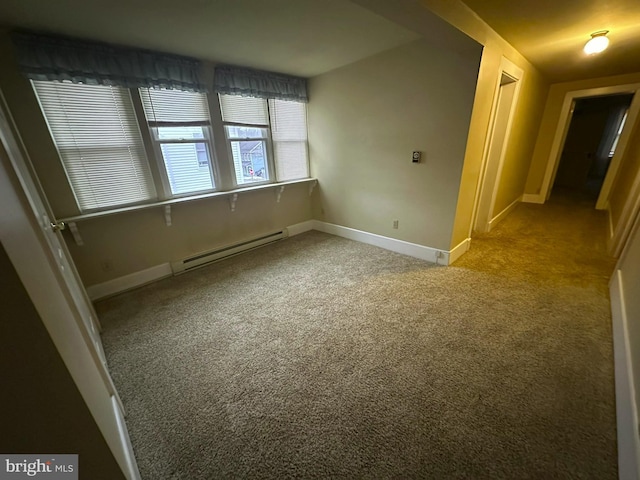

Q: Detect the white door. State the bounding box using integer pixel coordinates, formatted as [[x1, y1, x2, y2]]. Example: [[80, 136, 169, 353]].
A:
[[0, 90, 140, 479], [471, 57, 523, 235], [474, 78, 515, 232]]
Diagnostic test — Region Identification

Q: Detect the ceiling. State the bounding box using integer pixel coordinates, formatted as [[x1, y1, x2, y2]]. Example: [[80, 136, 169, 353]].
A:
[[1, 0, 634, 84], [0, 0, 421, 77], [461, 0, 640, 82]]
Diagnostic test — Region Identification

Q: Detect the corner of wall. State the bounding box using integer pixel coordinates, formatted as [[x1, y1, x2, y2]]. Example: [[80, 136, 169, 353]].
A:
[[433, 0, 550, 251]]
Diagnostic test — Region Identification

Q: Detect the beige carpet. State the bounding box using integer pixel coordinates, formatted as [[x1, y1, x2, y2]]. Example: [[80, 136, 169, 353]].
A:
[[98, 192, 617, 479]]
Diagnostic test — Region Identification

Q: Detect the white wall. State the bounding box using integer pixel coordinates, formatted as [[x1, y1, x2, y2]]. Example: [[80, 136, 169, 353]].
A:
[[308, 38, 481, 250], [407, 0, 550, 249]]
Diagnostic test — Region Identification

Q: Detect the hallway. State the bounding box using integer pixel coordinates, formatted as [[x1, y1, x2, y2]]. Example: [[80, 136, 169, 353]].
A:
[[463, 191, 616, 291], [455, 192, 618, 473]]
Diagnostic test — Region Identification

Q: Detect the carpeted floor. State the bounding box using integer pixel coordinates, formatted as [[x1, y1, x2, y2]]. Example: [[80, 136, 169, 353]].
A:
[[98, 192, 618, 479]]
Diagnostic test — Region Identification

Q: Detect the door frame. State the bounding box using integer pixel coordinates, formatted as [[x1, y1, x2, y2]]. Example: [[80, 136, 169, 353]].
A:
[[470, 56, 524, 235], [610, 161, 640, 257], [537, 83, 640, 208]]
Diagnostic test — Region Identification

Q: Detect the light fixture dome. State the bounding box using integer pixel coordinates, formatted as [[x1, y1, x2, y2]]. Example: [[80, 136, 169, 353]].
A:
[[584, 31, 609, 54]]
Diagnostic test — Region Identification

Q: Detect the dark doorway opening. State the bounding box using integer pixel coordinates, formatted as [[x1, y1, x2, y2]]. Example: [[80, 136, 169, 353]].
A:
[[552, 93, 633, 203]]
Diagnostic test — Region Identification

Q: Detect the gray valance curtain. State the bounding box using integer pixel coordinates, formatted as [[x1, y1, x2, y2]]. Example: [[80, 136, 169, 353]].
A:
[[11, 32, 206, 92], [214, 65, 308, 103]]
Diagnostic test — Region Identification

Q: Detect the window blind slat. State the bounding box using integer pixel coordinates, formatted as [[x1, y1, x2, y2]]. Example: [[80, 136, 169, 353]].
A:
[[32, 80, 156, 211]]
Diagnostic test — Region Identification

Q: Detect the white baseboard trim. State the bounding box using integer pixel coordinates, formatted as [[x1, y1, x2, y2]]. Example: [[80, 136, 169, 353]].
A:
[[449, 238, 471, 264], [610, 270, 640, 480], [86, 263, 172, 301], [286, 220, 315, 237], [313, 220, 449, 264], [522, 193, 544, 204], [87, 219, 315, 300], [86, 220, 460, 300], [488, 196, 522, 231]]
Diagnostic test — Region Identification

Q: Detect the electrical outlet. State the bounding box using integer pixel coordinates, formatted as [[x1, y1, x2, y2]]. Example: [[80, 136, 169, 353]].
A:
[[393, 220, 399, 229]]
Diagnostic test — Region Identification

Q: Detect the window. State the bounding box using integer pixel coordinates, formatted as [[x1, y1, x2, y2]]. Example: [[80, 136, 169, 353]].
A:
[[269, 99, 309, 181], [219, 95, 272, 186], [32, 81, 156, 212], [219, 94, 309, 185], [33, 81, 311, 215], [140, 88, 216, 196]]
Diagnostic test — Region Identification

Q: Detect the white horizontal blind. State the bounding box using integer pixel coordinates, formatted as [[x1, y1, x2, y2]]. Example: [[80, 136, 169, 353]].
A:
[[32, 80, 156, 211], [219, 94, 268, 125], [140, 88, 210, 125], [269, 99, 309, 181]]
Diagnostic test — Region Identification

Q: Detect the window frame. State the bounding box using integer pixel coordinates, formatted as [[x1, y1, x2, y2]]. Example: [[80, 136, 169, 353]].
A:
[[218, 94, 279, 188], [136, 88, 220, 199], [222, 121, 274, 187]]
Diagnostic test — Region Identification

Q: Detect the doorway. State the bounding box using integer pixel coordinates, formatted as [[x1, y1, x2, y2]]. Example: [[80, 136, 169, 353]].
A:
[[552, 94, 633, 203], [472, 57, 522, 234], [538, 83, 640, 210]]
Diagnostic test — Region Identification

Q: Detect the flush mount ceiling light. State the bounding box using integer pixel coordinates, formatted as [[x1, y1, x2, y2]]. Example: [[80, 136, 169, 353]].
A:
[[584, 31, 610, 55]]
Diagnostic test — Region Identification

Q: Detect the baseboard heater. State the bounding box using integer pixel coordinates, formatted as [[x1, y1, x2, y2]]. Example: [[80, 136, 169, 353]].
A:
[[171, 229, 289, 274]]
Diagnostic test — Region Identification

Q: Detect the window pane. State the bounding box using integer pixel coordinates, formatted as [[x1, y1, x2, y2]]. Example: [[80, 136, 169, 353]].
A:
[[160, 142, 214, 194], [157, 126, 205, 140], [32, 81, 156, 211], [196, 143, 208, 167], [230, 140, 269, 185], [225, 125, 267, 139]]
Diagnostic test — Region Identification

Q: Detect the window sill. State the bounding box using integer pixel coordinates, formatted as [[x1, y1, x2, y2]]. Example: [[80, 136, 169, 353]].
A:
[[60, 178, 317, 223]]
